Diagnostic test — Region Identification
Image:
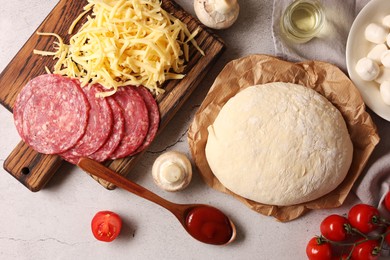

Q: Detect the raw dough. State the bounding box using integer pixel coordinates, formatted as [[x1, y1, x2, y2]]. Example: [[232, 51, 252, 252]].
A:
[[205, 82, 353, 206]]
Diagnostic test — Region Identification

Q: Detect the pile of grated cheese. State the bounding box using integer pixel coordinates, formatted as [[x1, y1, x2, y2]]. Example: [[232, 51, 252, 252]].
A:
[[34, 0, 204, 96]]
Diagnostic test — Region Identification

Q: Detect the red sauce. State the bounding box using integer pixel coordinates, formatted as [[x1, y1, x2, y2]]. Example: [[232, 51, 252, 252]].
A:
[[185, 206, 233, 245]]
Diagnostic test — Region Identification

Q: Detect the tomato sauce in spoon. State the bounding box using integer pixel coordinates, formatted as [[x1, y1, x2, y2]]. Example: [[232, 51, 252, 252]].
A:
[[78, 158, 236, 245], [185, 206, 233, 245]]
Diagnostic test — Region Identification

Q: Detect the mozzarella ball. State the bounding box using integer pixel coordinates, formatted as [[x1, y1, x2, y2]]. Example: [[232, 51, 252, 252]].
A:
[[367, 44, 388, 62], [387, 33, 390, 48], [382, 50, 390, 68], [375, 66, 390, 84], [365, 23, 388, 44], [355, 57, 380, 81], [383, 15, 390, 28], [380, 81, 390, 105]]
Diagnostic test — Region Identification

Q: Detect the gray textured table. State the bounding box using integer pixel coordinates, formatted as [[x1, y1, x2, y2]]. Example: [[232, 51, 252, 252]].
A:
[[0, 1, 369, 259]]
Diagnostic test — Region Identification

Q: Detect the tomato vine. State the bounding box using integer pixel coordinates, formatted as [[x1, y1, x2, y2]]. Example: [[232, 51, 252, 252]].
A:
[[306, 191, 390, 260]]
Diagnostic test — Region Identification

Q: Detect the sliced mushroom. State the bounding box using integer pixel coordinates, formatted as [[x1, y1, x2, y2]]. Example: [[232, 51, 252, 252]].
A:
[[152, 151, 193, 192], [194, 0, 239, 30]]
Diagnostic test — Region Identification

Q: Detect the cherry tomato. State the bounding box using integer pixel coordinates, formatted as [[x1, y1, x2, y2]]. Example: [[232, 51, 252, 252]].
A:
[[320, 214, 349, 241], [347, 204, 380, 234], [351, 239, 380, 260], [91, 211, 122, 242], [384, 191, 390, 212], [306, 237, 332, 260]]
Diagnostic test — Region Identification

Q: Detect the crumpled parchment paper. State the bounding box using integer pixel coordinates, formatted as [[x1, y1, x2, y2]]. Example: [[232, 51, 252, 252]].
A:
[[188, 54, 379, 222]]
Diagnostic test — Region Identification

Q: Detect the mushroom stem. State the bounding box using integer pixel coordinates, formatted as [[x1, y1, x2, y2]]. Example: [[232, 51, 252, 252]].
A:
[[152, 151, 193, 192]]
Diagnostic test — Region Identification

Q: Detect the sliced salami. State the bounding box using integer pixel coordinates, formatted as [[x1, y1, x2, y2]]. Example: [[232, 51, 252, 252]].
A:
[[110, 86, 149, 159], [14, 74, 61, 140], [21, 75, 90, 154], [131, 86, 160, 155], [60, 84, 113, 164], [14, 75, 160, 163], [89, 97, 125, 162]]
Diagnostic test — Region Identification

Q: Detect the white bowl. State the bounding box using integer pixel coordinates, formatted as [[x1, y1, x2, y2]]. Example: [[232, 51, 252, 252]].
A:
[[346, 0, 390, 121]]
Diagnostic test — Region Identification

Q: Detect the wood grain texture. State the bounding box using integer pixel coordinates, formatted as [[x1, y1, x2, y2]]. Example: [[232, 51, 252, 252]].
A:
[[1, 0, 225, 191]]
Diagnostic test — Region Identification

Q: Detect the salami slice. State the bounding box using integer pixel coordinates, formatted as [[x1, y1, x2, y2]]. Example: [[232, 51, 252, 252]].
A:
[[61, 84, 113, 164], [131, 86, 160, 155], [14, 74, 61, 140], [110, 86, 149, 159], [21, 75, 90, 154], [89, 97, 125, 162]]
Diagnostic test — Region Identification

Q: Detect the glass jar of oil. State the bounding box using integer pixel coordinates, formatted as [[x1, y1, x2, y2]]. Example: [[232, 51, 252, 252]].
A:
[[280, 0, 325, 43]]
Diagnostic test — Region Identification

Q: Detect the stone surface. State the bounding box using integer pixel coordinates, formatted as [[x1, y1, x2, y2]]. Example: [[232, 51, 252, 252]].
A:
[[0, 1, 362, 259]]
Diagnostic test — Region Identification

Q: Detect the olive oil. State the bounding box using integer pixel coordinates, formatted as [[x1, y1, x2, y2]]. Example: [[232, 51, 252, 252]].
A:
[[281, 0, 325, 43]]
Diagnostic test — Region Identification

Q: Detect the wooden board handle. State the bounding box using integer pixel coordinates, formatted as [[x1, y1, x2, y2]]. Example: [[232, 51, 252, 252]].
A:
[[3, 141, 145, 191], [4, 141, 62, 192]]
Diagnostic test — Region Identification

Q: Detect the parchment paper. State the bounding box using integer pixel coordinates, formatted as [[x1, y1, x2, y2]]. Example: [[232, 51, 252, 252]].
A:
[[187, 54, 380, 222]]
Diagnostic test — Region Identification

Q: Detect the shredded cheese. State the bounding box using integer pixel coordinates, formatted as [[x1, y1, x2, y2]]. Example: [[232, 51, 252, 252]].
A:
[[34, 0, 204, 96]]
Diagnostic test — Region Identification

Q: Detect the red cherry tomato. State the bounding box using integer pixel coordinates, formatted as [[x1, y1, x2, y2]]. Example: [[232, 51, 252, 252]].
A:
[[306, 237, 332, 260], [91, 211, 122, 242], [320, 214, 349, 241], [384, 191, 390, 212], [351, 239, 380, 260], [347, 204, 380, 234]]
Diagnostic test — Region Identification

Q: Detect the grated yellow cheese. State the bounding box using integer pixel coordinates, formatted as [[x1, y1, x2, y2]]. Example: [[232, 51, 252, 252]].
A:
[[34, 0, 204, 96]]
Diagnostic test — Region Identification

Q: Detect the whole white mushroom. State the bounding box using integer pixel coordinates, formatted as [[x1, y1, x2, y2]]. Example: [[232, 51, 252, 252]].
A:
[[152, 151, 193, 192], [194, 0, 239, 30]]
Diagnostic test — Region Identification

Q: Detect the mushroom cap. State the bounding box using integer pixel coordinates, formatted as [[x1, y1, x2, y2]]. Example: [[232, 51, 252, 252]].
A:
[[194, 0, 240, 30]]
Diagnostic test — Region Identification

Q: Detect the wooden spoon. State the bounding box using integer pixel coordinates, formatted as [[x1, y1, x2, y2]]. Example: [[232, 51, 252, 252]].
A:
[[78, 157, 236, 245]]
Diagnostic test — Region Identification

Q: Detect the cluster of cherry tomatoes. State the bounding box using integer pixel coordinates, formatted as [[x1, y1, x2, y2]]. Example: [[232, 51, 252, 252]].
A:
[[306, 191, 390, 260]]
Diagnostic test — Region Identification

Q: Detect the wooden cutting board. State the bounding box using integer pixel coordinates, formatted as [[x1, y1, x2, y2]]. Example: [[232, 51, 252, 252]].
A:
[[0, 0, 225, 191]]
